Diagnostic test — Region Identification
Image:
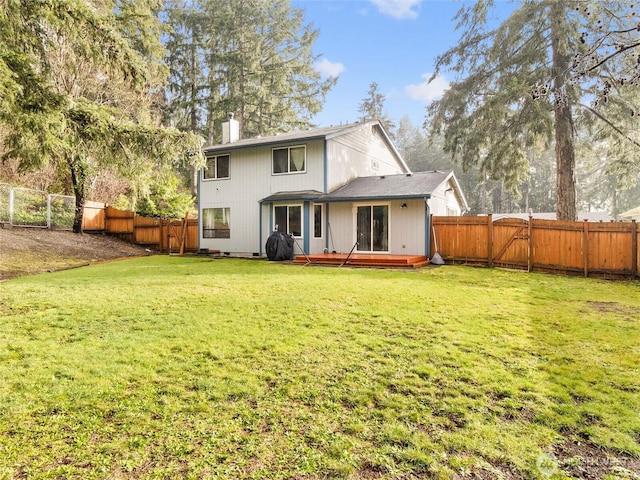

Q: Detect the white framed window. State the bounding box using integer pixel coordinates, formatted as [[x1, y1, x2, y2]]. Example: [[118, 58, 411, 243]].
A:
[[274, 204, 302, 237], [272, 145, 306, 175], [202, 207, 230, 238], [313, 204, 323, 239], [203, 154, 230, 180]]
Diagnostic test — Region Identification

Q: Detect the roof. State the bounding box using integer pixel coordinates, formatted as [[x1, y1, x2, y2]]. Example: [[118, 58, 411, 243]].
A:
[[324, 171, 451, 202], [205, 120, 387, 153], [204, 120, 409, 174], [259, 171, 463, 204], [260, 190, 324, 203]]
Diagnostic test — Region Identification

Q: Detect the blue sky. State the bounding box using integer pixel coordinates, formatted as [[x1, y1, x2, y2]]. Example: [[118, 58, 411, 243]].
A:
[[291, 0, 514, 129]]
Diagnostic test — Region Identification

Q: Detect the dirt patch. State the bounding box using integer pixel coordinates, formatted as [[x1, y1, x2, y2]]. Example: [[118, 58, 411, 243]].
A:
[[553, 438, 640, 479], [0, 225, 152, 281], [586, 301, 640, 322]]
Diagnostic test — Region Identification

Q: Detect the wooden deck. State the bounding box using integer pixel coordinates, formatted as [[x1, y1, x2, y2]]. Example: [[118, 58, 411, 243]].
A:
[[292, 253, 430, 268]]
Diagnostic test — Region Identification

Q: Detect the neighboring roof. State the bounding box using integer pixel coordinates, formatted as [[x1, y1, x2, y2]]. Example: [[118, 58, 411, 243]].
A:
[[620, 206, 640, 221], [492, 211, 614, 222], [324, 171, 451, 202], [204, 120, 410, 174]]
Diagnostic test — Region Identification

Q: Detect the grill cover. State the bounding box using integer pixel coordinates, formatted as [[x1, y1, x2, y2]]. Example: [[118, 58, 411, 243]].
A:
[[265, 231, 294, 261]]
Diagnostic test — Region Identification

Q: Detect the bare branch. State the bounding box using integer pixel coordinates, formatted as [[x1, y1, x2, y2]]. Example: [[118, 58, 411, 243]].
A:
[[579, 102, 640, 149]]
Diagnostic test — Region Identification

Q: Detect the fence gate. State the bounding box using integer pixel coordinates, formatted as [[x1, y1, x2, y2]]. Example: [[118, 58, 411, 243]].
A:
[[491, 217, 530, 270]]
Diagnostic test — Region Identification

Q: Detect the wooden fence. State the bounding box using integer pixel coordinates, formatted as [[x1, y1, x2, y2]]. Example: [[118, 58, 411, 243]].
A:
[[431, 215, 639, 279], [83, 205, 199, 254]]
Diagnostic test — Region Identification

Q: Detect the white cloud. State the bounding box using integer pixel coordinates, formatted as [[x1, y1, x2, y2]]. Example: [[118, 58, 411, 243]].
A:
[[370, 0, 420, 20], [314, 58, 345, 78], [405, 73, 449, 102]]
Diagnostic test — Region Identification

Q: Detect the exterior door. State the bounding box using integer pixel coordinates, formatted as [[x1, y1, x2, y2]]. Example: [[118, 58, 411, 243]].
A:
[[356, 205, 388, 252]]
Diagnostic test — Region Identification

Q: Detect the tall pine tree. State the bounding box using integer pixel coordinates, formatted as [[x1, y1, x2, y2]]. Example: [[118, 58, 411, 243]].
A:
[[165, 0, 337, 142], [427, 0, 639, 221], [1, 0, 203, 232]]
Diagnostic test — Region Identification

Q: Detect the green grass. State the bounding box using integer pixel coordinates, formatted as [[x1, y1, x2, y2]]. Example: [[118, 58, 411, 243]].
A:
[[0, 257, 639, 479]]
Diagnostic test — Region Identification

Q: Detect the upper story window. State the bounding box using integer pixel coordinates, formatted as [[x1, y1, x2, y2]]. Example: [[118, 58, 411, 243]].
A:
[[203, 154, 230, 180], [272, 145, 306, 175]]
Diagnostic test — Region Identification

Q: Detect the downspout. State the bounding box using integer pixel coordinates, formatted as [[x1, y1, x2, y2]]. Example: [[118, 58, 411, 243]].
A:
[[424, 197, 431, 258]]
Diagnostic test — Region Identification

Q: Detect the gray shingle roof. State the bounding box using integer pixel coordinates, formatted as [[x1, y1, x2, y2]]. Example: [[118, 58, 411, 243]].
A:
[[204, 122, 372, 154], [324, 171, 451, 201], [258, 171, 454, 203], [260, 190, 325, 203]]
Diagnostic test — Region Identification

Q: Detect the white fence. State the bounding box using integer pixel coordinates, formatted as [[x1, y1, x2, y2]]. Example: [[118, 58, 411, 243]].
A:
[[0, 183, 76, 229]]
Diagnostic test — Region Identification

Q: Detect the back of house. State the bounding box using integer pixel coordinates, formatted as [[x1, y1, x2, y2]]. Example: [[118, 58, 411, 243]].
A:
[[198, 117, 467, 258]]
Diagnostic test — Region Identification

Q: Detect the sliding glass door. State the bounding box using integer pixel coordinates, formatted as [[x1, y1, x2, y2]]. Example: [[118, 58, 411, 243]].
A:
[[356, 205, 388, 252]]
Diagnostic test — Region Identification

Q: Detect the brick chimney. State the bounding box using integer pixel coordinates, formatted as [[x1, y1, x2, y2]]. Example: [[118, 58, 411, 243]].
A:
[[222, 112, 240, 144]]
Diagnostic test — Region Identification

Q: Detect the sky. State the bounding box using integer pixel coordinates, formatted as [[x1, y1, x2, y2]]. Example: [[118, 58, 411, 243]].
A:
[[291, 0, 515, 129]]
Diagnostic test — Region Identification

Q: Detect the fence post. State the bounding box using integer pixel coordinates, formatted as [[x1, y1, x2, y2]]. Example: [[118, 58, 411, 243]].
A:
[[487, 214, 493, 268], [8, 186, 14, 225], [47, 194, 52, 229], [527, 214, 533, 272], [632, 220, 638, 279], [583, 219, 589, 278]]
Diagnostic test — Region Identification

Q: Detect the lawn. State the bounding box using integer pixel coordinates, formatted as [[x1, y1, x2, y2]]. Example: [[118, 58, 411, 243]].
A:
[[0, 257, 639, 479]]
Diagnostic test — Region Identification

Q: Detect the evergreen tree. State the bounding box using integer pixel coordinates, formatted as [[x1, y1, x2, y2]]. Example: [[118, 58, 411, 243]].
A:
[[427, 0, 639, 221], [358, 82, 396, 137], [165, 0, 336, 142], [165, 0, 209, 193], [0, 0, 203, 232]]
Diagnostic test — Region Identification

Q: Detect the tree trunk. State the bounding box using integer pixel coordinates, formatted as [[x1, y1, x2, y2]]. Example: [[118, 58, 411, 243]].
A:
[[189, 32, 199, 196], [550, 1, 577, 221], [68, 155, 86, 234]]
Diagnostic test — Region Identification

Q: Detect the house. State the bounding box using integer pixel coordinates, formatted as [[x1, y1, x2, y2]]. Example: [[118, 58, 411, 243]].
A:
[[620, 206, 640, 222], [198, 116, 467, 258]]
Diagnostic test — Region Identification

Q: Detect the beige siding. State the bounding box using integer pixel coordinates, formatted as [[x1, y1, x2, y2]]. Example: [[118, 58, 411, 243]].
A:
[[326, 125, 407, 191], [326, 203, 353, 253], [389, 199, 426, 255]]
